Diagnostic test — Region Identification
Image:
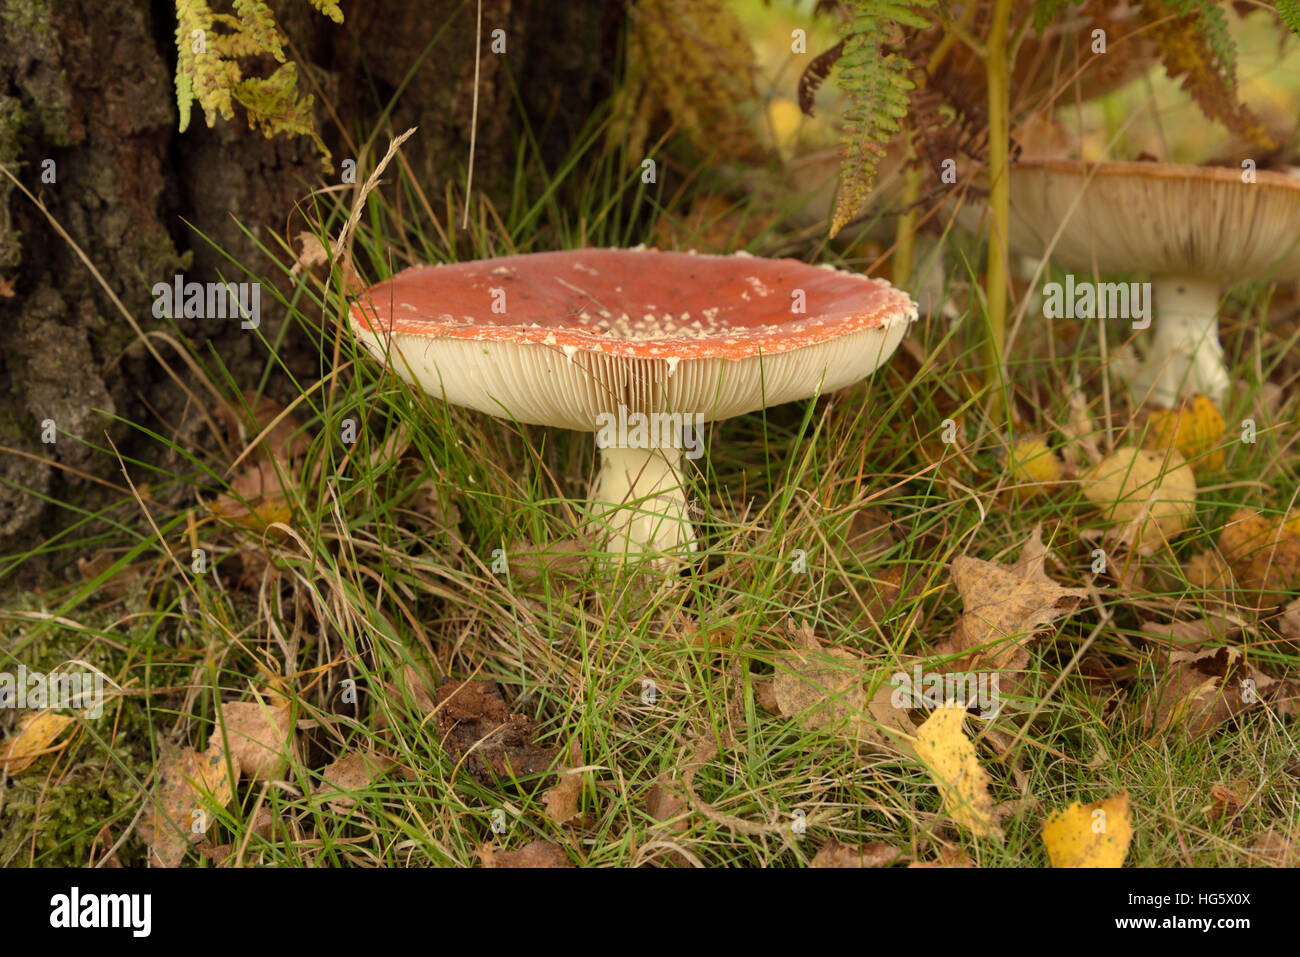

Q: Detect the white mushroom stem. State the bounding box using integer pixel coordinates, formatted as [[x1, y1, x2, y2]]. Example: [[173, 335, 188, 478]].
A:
[[1126, 276, 1230, 406], [589, 444, 696, 558]]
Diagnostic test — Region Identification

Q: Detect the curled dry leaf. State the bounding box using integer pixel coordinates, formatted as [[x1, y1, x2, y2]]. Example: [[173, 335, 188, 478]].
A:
[[314, 751, 396, 813], [505, 538, 594, 589], [1041, 791, 1133, 868], [218, 700, 292, 782], [937, 525, 1086, 674], [542, 770, 584, 825], [1143, 646, 1276, 738], [0, 711, 75, 774], [810, 838, 900, 868], [1082, 447, 1197, 554], [478, 840, 572, 868], [913, 707, 1002, 841], [208, 457, 293, 529]]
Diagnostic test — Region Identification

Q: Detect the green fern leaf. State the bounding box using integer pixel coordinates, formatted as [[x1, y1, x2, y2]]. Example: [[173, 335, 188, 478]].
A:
[[830, 0, 935, 237], [1278, 0, 1300, 36]]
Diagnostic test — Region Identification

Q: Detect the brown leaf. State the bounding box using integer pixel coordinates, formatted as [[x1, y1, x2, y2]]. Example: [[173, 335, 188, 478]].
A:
[[942, 526, 1087, 673], [1251, 830, 1300, 866], [478, 840, 572, 868], [1208, 782, 1247, 823], [1143, 646, 1275, 738], [769, 625, 917, 751], [1219, 509, 1300, 610], [139, 740, 238, 868], [314, 751, 395, 812], [810, 838, 899, 868], [218, 700, 291, 782], [542, 770, 584, 824], [209, 457, 293, 528], [435, 679, 557, 785]]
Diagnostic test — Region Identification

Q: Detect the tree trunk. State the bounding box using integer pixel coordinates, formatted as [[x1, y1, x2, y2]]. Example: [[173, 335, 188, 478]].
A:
[[0, 0, 621, 567]]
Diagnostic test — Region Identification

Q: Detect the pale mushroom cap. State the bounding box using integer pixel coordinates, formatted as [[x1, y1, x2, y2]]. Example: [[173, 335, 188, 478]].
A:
[[349, 248, 917, 431], [1000, 160, 1300, 280]]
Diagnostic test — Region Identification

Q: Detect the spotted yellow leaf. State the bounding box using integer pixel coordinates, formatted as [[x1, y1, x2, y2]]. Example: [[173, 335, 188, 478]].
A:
[[1042, 791, 1133, 867], [0, 712, 76, 774], [913, 707, 1002, 840]]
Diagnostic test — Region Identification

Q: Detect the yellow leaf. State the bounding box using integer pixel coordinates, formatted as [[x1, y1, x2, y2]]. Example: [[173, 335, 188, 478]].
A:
[[1042, 791, 1133, 867], [139, 740, 239, 868], [0, 712, 75, 774], [913, 707, 1002, 840]]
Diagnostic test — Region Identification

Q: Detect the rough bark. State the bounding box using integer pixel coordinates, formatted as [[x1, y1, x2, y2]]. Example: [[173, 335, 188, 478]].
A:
[[0, 0, 620, 569]]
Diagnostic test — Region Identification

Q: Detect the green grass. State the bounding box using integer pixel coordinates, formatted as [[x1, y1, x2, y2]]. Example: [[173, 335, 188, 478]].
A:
[[3, 39, 1300, 868]]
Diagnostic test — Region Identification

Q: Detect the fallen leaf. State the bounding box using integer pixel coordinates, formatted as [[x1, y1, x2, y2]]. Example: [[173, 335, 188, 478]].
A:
[[845, 507, 898, 560], [810, 839, 900, 868], [1082, 447, 1197, 553], [0, 712, 75, 774], [1143, 645, 1275, 738], [435, 679, 557, 785], [770, 625, 913, 750], [1208, 782, 1247, 823], [1041, 791, 1133, 867], [913, 707, 1002, 840], [314, 751, 395, 812], [478, 840, 572, 868], [218, 700, 292, 782], [139, 740, 239, 868], [1218, 509, 1300, 609], [1251, 830, 1299, 866], [938, 525, 1086, 673], [542, 770, 584, 824], [208, 457, 294, 529], [0, 276, 15, 297]]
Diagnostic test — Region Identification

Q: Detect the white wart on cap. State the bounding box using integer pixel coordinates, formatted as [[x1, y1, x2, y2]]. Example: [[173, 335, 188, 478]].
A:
[[350, 247, 917, 558], [1003, 160, 1300, 406]]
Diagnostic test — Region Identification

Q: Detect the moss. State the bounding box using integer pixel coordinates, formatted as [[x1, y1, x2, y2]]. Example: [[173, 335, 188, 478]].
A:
[[0, 94, 24, 272]]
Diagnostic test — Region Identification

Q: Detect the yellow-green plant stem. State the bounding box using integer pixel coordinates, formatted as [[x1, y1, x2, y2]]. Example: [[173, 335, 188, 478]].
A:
[[893, 129, 921, 287], [984, 0, 1013, 422]]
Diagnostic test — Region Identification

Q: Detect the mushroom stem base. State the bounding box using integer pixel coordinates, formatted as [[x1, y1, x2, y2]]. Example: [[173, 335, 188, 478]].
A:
[[588, 445, 696, 559], [1125, 276, 1230, 406]]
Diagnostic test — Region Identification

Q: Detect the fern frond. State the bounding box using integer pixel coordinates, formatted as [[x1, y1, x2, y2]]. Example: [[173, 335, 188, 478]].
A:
[[308, 0, 344, 23], [830, 0, 935, 237], [172, 0, 343, 169], [1278, 0, 1300, 36], [1138, 0, 1276, 149]]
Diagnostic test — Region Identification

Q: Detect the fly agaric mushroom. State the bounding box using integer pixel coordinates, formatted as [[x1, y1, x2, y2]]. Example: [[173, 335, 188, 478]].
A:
[[349, 248, 916, 558], [999, 160, 1300, 406]]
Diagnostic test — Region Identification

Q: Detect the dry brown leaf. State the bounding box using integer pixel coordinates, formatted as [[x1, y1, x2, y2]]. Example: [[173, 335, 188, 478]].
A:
[[209, 457, 293, 528], [770, 626, 912, 750], [218, 700, 291, 782], [542, 770, 584, 824], [913, 707, 1002, 840], [845, 506, 898, 561], [1219, 509, 1300, 609], [139, 740, 238, 868], [314, 751, 395, 812], [1143, 646, 1276, 738], [810, 838, 900, 868], [0, 711, 75, 774], [1208, 781, 1247, 823], [1251, 830, 1300, 866], [940, 526, 1086, 673], [478, 840, 572, 868]]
